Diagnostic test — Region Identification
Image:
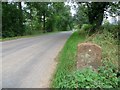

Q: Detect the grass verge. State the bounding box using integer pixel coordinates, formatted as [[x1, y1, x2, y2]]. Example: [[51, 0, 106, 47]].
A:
[[52, 29, 119, 88], [52, 31, 86, 87], [0, 31, 60, 42]]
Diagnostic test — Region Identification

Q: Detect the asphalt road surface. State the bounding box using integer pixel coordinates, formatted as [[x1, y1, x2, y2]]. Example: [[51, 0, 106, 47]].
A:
[[2, 31, 72, 88]]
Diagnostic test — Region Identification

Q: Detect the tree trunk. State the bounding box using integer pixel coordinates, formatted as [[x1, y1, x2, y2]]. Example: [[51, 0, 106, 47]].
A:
[[87, 2, 109, 33], [18, 2, 24, 35], [43, 11, 46, 33], [30, 3, 33, 31]]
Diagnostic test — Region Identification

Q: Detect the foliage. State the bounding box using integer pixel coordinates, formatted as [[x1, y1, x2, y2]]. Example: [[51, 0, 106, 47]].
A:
[[87, 2, 109, 27], [73, 3, 89, 28], [52, 32, 86, 87], [107, 2, 120, 17], [1, 31, 57, 41], [24, 2, 73, 33], [2, 3, 24, 37], [51, 3, 73, 31], [57, 67, 118, 88], [86, 27, 119, 88], [80, 24, 92, 32], [2, 2, 73, 38], [75, 2, 120, 31], [52, 26, 119, 88], [86, 28, 118, 70], [77, 24, 93, 36], [102, 24, 120, 37]]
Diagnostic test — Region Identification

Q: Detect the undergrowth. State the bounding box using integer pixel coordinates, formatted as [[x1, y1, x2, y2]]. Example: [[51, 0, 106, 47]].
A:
[[52, 32, 86, 87], [1, 31, 59, 41], [52, 25, 119, 88]]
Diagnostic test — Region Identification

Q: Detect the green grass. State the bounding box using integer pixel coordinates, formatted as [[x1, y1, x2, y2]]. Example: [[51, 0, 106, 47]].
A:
[[51, 28, 119, 88], [86, 30, 118, 70], [52, 31, 86, 87], [0, 31, 60, 41]]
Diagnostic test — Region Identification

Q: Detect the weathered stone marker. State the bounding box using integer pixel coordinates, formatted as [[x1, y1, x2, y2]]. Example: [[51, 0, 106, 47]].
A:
[[77, 42, 102, 70]]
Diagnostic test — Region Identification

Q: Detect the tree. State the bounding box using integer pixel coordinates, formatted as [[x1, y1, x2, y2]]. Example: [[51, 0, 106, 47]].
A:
[[29, 2, 50, 33], [2, 2, 23, 37], [87, 2, 109, 27], [2, 2, 73, 38], [74, 3, 89, 28], [25, 2, 43, 34], [51, 3, 73, 31], [77, 2, 119, 32], [18, 2, 24, 35]]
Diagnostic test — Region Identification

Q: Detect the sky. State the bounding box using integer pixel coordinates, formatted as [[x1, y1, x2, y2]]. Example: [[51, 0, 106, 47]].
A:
[[65, 1, 78, 16]]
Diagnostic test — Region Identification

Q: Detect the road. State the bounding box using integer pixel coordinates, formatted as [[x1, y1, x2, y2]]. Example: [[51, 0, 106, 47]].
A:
[[1, 31, 72, 88]]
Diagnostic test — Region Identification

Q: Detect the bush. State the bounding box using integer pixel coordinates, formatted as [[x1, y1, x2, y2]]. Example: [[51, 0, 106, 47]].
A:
[[84, 29, 119, 88], [57, 67, 118, 88], [78, 24, 93, 35], [52, 32, 86, 87], [52, 26, 119, 88], [86, 30, 118, 71], [102, 24, 120, 37], [81, 24, 92, 31], [2, 3, 24, 38]]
